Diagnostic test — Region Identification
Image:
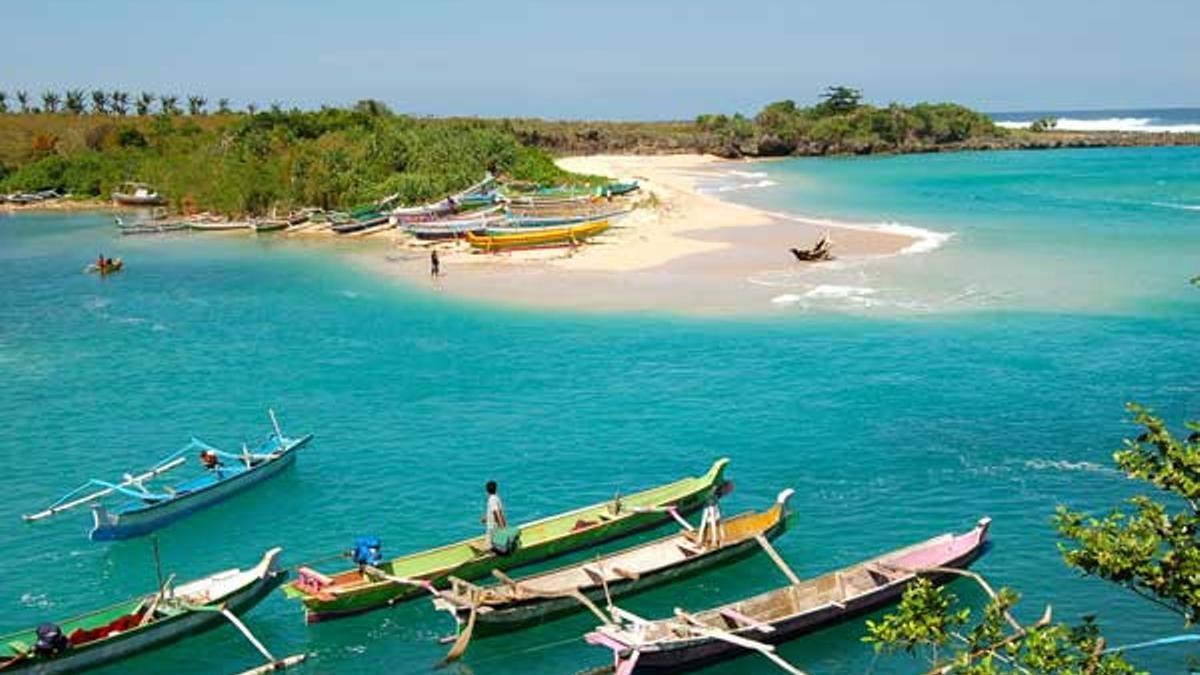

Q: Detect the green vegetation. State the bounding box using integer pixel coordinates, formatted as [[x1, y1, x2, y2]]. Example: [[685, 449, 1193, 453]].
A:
[[866, 404, 1200, 673], [1029, 116, 1059, 133], [0, 96, 580, 215]]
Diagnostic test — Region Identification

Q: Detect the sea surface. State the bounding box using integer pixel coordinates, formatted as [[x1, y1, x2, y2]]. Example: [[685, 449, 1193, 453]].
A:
[[1, 146, 1199, 674]]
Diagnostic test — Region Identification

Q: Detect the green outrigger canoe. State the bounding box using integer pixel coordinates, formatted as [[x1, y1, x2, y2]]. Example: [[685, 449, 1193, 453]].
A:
[[283, 459, 729, 623]]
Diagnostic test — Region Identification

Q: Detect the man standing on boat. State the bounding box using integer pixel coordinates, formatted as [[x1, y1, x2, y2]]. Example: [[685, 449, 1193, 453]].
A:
[[483, 480, 519, 554]]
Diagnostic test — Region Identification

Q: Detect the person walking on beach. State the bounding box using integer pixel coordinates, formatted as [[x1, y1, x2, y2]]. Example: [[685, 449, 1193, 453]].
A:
[[430, 249, 440, 278]]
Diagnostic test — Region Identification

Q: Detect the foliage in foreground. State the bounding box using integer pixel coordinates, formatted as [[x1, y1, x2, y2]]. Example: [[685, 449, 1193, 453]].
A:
[[867, 404, 1200, 673]]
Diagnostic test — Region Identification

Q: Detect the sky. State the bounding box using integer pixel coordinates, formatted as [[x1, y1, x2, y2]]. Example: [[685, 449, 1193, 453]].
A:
[[2, 0, 1197, 119]]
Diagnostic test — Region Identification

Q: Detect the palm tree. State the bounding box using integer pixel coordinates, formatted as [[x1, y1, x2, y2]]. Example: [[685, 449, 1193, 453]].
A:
[[41, 91, 60, 113], [135, 92, 155, 116], [16, 90, 30, 113], [246, 102, 258, 115], [64, 89, 86, 114], [90, 89, 108, 114], [110, 91, 129, 115], [187, 95, 207, 115], [0, 92, 8, 114], [159, 94, 179, 116], [217, 98, 231, 114]]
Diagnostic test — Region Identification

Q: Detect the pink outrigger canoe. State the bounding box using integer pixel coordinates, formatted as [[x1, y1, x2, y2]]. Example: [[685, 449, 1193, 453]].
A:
[[586, 517, 991, 674]]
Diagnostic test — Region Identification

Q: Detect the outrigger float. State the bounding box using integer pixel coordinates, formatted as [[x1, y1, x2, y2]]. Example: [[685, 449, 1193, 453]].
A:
[[0, 547, 304, 675], [283, 459, 730, 623], [23, 410, 312, 541]]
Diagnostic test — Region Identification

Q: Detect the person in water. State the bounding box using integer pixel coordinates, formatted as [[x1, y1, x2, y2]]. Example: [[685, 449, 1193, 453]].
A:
[[430, 249, 440, 278], [482, 480, 506, 535], [96, 253, 105, 269]]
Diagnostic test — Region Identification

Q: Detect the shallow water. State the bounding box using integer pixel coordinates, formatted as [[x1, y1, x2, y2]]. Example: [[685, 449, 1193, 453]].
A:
[[1, 147, 1199, 674]]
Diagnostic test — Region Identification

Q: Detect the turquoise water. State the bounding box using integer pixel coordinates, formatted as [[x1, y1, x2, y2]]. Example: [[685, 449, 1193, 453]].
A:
[[1, 147, 1198, 674], [710, 147, 1200, 315]]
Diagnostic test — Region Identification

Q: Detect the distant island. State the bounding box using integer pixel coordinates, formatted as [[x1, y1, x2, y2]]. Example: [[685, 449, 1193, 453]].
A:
[[1, 86, 1197, 216]]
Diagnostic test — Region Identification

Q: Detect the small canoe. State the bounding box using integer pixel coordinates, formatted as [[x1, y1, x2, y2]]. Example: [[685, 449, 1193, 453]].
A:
[[433, 489, 794, 637], [111, 182, 166, 207], [87, 259, 124, 275], [466, 220, 609, 252], [283, 459, 730, 623], [597, 181, 639, 197], [24, 411, 312, 541], [189, 220, 252, 232], [333, 213, 389, 234], [250, 219, 289, 233], [585, 517, 991, 674], [0, 548, 285, 674]]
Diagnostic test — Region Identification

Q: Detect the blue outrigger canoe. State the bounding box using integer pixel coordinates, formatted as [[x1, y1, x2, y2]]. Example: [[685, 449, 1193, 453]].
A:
[[23, 410, 312, 541]]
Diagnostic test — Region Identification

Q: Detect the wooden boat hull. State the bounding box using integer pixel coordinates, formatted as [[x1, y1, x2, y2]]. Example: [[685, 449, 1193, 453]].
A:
[[0, 549, 284, 674], [284, 459, 730, 623], [111, 195, 166, 207], [188, 221, 251, 231], [466, 220, 609, 252], [587, 518, 991, 674], [439, 490, 794, 634], [90, 435, 312, 541]]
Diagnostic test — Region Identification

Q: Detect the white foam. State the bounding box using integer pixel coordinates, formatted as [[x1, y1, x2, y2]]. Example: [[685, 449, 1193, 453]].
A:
[[1151, 201, 1200, 212], [770, 293, 803, 305], [1023, 458, 1115, 475], [997, 117, 1200, 133], [766, 211, 955, 257], [729, 170, 769, 179], [804, 285, 876, 299], [714, 179, 779, 193]]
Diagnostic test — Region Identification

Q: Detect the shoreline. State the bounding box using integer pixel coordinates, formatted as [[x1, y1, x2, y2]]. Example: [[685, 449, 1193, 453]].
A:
[[348, 154, 931, 315]]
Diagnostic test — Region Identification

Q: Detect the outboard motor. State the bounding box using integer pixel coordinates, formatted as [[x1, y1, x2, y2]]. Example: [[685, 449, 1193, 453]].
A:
[[34, 623, 69, 657], [351, 536, 382, 567]]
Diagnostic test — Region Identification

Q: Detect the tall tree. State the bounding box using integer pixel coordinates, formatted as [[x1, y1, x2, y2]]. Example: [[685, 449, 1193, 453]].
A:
[[41, 91, 60, 113], [135, 92, 155, 116], [246, 102, 258, 115], [815, 85, 864, 116], [64, 89, 86, 114], [110, 91, 129, 116], [0, 91, 7, 114], [16, 90, 30, 113], [159, 95, 179, 116], [187, 95, 207, 116], [217, 98, 231, 114], [90, 89, 109, 114]]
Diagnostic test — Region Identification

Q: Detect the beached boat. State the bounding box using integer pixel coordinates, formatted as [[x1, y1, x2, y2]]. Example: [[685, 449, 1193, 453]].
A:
[[283, 458, 730, 623], [189, 219, 252, 232], [466, 219, 610, 252], [390, 173, 497, 221], [111, 182, 166, 207], [402, 205, 508, 239], [599, 181, 640, 197], [492, 210, 630, 232], [250, 218, 289, 233], [433, 489, 793, 642], [585, 517, 991, 674], [24, 411, 313, 541], [333, 212, 390, 234], [117, 218, 189, 235], [0, 548, 302, 674], [502, 193, 597, 208]]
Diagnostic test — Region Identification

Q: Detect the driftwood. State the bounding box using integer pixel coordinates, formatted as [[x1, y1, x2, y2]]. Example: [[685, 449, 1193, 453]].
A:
[[790, 234, 834, 262]]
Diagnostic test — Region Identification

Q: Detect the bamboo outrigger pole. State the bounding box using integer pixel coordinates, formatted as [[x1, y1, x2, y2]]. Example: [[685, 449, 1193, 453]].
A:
[[22, 457, 187, 521]]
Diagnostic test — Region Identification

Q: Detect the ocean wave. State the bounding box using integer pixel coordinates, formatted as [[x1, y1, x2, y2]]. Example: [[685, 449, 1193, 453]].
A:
[[1150, 201, 1200, 212], [713, 179, 779, 193], [728, 170, 769, 179], [997, 117, 1200, 133], [804, 284, 876, 299], [1023, 458, 1116, 475], [770, 293, 803, 305], [766, 211, 955, 256]]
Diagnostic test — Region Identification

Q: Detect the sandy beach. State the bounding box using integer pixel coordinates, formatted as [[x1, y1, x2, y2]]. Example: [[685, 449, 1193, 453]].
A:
[[352, 154, 923, 314]]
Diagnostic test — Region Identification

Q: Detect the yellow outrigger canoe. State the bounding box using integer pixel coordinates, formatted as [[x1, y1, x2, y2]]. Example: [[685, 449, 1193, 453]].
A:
[[465, 219, 609, 252]]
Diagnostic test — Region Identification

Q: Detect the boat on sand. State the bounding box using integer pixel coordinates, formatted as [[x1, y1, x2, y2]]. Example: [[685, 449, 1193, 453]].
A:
[[466, 219, 610, 252], [111, 182, 166, 207], [585, 517, 991, 674], [283, 459, 730, 623]]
